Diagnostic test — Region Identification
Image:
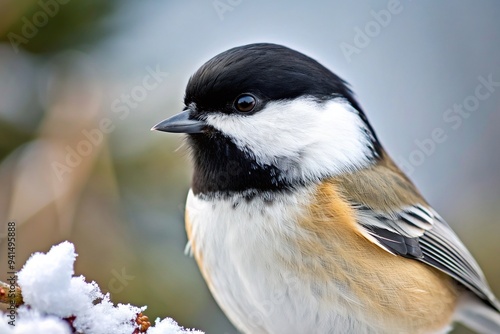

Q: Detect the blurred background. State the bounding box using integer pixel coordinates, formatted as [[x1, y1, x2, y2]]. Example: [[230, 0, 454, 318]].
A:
[[0, 1, 499, 333]]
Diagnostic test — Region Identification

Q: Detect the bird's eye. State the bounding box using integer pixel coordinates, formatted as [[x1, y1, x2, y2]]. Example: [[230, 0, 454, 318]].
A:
[[234, 94, 256, 113]]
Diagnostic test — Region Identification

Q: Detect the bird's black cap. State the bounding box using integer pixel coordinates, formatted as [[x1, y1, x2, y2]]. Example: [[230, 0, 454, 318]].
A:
[[186, 43, 364, 114], [178, 43, 382, 198]]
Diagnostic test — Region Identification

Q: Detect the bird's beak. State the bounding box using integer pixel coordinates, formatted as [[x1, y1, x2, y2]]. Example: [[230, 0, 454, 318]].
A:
[[151, 109, 207, 134]]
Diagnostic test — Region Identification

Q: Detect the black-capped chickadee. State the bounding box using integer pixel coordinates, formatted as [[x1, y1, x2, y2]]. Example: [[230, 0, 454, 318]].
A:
[[152, 43, 500, 334]]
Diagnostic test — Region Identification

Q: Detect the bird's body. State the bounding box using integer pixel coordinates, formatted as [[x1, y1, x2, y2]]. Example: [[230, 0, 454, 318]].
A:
[[186, 178, 457, 334], [153, 43, 500, 333]]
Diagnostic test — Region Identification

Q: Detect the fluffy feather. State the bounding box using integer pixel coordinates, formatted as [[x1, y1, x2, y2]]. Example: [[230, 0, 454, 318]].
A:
[[185, 182, 458, 334]]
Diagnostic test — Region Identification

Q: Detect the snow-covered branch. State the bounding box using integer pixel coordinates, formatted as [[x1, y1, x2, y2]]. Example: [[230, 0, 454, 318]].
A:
[[0, 242, 203, 334]]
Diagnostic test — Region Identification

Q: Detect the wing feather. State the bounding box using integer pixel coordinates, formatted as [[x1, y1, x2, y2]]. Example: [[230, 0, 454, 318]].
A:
[[355, 204, 500, 311], [331, 154, 499, 310]]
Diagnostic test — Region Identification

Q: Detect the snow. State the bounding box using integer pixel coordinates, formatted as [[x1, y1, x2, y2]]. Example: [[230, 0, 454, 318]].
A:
[[148, 318, 204, 334], [1, 241, 203, 334], [0, 315, 14, 334], [9, 310, 72, 334], [17, 242, 101, 318]]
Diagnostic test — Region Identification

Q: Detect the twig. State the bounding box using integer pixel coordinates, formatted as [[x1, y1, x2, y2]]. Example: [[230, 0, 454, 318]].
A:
[[0, 280, 151, 333], [0, 280, 23, 307]]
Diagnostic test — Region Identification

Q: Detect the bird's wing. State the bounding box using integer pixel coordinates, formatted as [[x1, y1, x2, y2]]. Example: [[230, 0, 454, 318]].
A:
[[355, 204, 499, 311], [332, 154, 500, 311]]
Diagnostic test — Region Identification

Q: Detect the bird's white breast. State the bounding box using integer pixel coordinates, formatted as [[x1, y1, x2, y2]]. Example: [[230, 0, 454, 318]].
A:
[[186, 188, 381, 334]]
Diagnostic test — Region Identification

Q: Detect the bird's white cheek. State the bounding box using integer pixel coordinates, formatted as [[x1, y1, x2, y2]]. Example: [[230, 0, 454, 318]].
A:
[[204, 97, 375, 180]]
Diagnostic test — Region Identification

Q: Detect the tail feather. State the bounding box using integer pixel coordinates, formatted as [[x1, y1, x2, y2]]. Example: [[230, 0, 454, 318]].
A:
[[455, 293, 500, 334]]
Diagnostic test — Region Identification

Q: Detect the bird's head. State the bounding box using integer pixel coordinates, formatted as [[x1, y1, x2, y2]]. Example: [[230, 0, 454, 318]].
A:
[[153, 43, 381, 198]]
